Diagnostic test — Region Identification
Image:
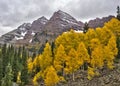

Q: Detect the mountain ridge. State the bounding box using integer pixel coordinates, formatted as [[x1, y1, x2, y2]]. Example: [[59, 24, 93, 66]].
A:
[[0, 10, 115, 46]]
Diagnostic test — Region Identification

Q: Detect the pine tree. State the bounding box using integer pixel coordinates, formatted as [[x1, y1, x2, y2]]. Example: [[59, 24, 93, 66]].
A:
[[21, 46, 29, 85], [12, 50, 19, 82], [1, 44, 7, 77], [1, 63, 13, 86], [83, 22, 89, 33], [117, 6, 120, 20], [0, 50, 3, 86]]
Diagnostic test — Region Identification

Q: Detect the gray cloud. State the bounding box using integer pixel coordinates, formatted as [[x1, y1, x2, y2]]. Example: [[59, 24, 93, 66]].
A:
[[0, 0, 119, 35], [63, 0, 119, 21]]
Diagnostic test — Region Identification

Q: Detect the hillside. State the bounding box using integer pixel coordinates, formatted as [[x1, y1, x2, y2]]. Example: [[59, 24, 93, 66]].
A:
[[57, 60, 120, 86]]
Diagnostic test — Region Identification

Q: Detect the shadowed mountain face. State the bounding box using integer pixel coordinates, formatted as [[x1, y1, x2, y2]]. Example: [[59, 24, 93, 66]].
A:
[[30, 16, 48, 32], [88, 15, 115, 28], [0, 10, 114, 46]]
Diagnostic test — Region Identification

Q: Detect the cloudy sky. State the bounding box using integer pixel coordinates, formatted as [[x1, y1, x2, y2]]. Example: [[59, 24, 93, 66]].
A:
[[0, 0, 119, 36]]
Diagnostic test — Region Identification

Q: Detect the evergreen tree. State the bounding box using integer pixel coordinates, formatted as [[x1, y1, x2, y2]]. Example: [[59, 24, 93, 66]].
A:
[[21, 46, 29, 85], [117, 6, 120, 20], [0, 50, 3, 85], [1, 63, 13, 86], [83, 22, 89, 33], [1, 44, 7, 77], [38, 44, 45, 54], [12, 50, 19, 82]]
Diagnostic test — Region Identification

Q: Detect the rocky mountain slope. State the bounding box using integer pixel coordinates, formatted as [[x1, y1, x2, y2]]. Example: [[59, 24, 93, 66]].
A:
[[32, 10, 83, 44], [0, 10, 115, 46], [57, 60, 120, 86], [88, 15, 115, 28]]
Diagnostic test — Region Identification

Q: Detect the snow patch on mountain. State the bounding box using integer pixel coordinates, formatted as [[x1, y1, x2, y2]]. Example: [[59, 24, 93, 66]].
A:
[[29, 39, 32, 43], [21, 31, 27, 36], [19, 27, 25, 31], [15, 36, 24, 40], [74, 30, 83, 33], [31, 32, 35, 36]]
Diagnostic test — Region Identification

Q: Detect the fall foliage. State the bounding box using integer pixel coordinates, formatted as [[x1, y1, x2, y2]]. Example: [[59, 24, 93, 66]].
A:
[[27, 18, 119, 85]]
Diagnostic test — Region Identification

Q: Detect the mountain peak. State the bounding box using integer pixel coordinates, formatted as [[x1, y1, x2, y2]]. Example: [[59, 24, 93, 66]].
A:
[[36, 16, 48, 24], [55, 10, 71, 17], [38, 16, 48, 21], [57, 10, 65, 14], [50, 10, 78, 23]]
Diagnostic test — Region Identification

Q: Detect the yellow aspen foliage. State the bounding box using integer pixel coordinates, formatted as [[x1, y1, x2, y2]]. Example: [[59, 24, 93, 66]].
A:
[[87, 67, 95, 80], [104, 46, 114, 65], [17, 71, 21, 84], [27, 57, 33, 72], [107, 36, 118, 56], [33, 71, 42, 86], [104, 36, 118, 69], [100, 27, 114, 45], [65, 48, 80, 81], [78, 33, 85, 42], [104, 18, 120, 37], [65, 48, 79, 73], [33, 55, 41, 67], [40, 43, 52, 71], [33, 76, 39, 86], [55, 29, 80, 54], [107, 60, 114, 69], [85, 29, 97, 47], [77, 42, 90, 65], [45, 66, 60, 86], [32, 43, 53, 85], [90, 38, 100, 51], [91, 46, 104, 68], [54, 44, 67, 72], [29, 55, 42, 73]]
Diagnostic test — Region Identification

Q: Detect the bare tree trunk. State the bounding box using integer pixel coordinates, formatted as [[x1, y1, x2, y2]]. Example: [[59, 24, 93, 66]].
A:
[[72, 72, 75, 81]]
